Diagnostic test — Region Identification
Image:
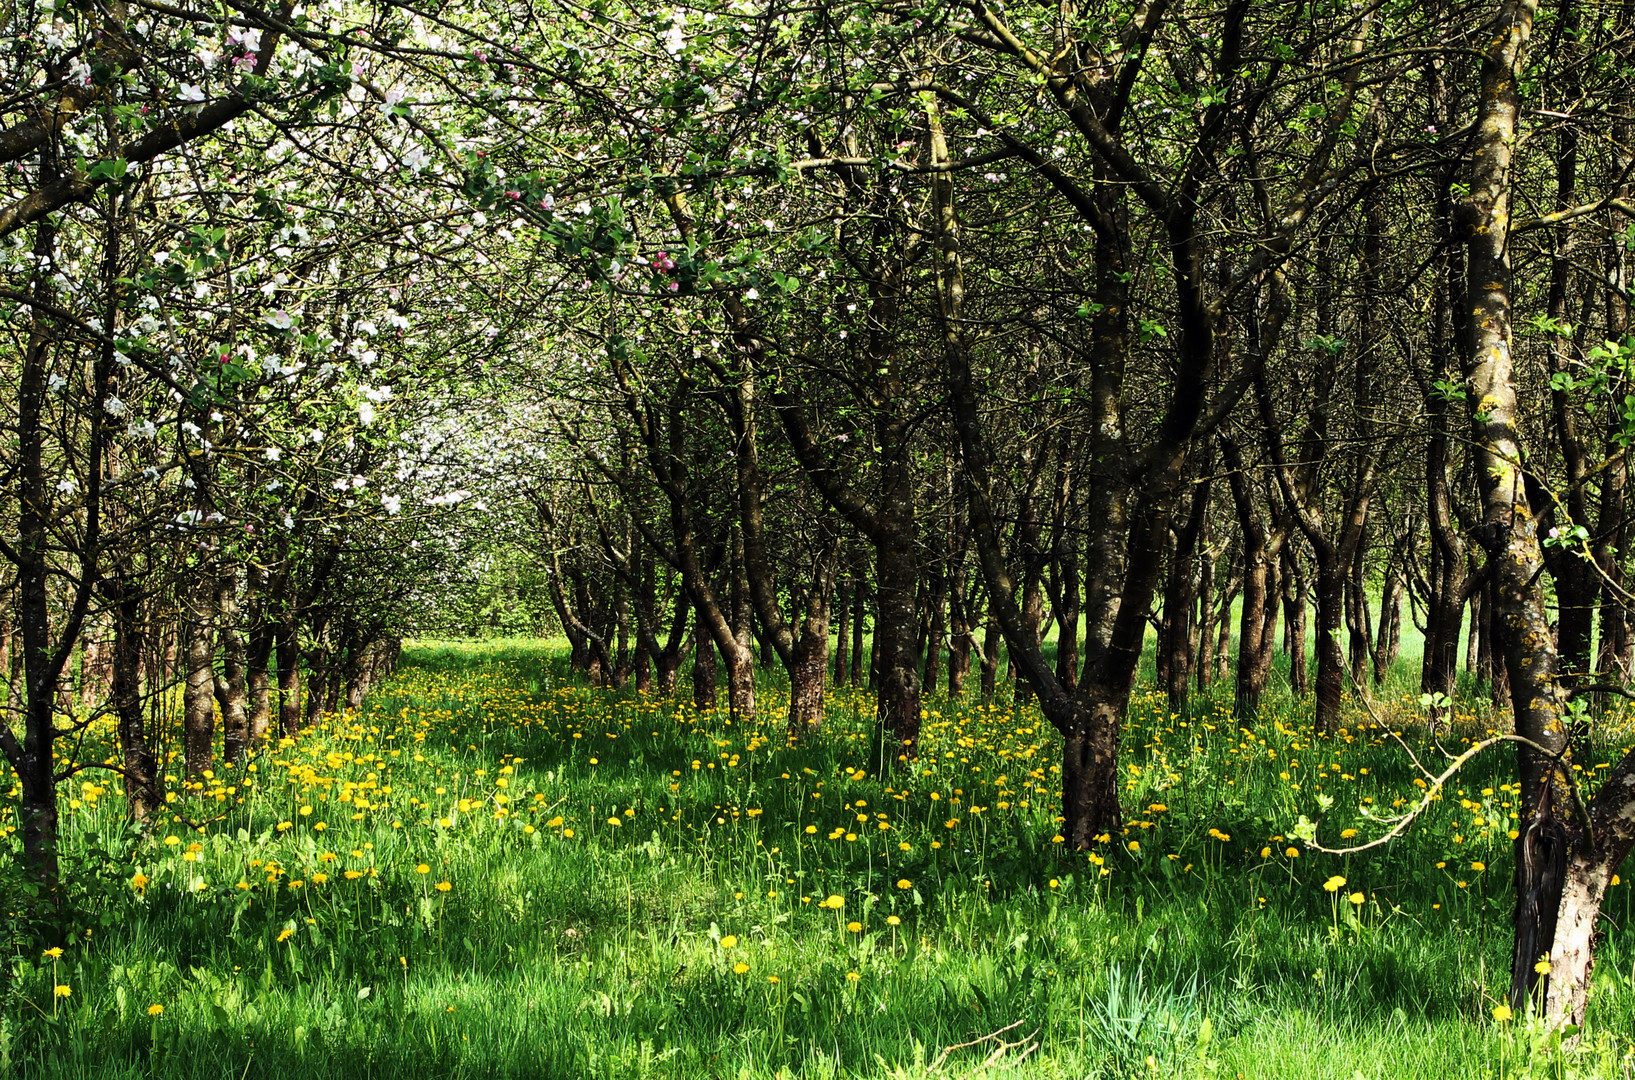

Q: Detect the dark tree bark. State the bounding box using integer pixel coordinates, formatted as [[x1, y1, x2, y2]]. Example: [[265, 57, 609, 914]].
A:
[[1281, 544, 1309, 695], [692, 600, 718, 711], [216, 563, 250, 765], [1162, 460, 1211, 715], [833, 577, 851, 687]]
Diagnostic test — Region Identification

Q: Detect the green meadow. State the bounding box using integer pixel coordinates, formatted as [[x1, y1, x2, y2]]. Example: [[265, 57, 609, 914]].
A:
[[4, 640, 1634, 1079]]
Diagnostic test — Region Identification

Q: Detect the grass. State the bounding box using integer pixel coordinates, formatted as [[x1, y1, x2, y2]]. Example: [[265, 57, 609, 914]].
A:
[[4, 638, 1635, 1078]]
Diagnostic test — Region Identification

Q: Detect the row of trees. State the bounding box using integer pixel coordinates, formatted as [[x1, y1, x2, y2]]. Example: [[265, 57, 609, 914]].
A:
[[475, 0, 1635, 1027], [4, 0, 1635, 1036]]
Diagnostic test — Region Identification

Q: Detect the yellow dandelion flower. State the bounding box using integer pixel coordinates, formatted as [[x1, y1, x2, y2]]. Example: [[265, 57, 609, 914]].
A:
[[1534, 960, 1551, 975], [719, 935, 738, 949], [42, 947, 62, 959], [846, 921, 862, 933], [1323, 875, 1346, 893], [1492, 1004, 1512, 1022], [54, 985, 71, 998], [277, 928, 295, 943], [415, 863, 430, 875], [733, 962, 749, 974], [435, 881, 452, 892], [147, 1004, 164, 1016]]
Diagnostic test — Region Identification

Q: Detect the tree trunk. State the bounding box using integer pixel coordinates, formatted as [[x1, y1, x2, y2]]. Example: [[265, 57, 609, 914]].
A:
[[1163, 466, 1210, 715], [948, 571, 974, 698], [110, 579, 160, 822], [184, 579, 217, 777], [692, 601, 717, 711], [833, 578, 851, 687], [216, 565, 250, 764], [981, 622, 999, 703], [1282, 547, 1309, 696], [276, 617, 302, 736]]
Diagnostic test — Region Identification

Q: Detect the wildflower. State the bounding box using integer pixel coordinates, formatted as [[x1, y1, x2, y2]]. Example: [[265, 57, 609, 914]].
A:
[[1349, 892, 1365, 906], [886, 916, 901, 926], [846, 921, 862, 933], [1535, 959, 1551, 975], [132, 873, 148, 892], [1471, 861, 1486, 872], [719, 935, 738, 949], [767, 975, 780, 984], [1339, 828, 1358, 839], [277, 928, 295, 943], [1285, 846, 1299, 858], [845, 971, 860, 982], [416, 863, 431, 875], [733, 962, 749, 974], [435, 881, 451, 892], [1492, 1004, 1512, 1022], [1260, 847, 1271, 858], [1323, 875, 1346, 893], [54, 985, 71, 998], [820, 894, 844, 910], [896, 879, 911, 890], [43, 947, 63, 959], [147, 1004, 164, 1016]]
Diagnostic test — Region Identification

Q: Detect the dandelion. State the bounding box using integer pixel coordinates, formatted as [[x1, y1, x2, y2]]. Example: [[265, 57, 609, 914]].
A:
[[435, 881, 452, 892], [887, 915, 901, 926], [733, 962, 749, 974], [896, 879, 911, 890], [1349, 892, 1365, 906], [1492, 1004, 1512, 1022], [54, 985, 71, 998], [1285, 846, 1299, 858], [1535, 959, 1551, 975], [277, 928, 295, 943], [131, 873, 148, 892], [1323, 875, 1346, 893], [43, 947, 63, 959], [147, 1004, 164, 1016], [416, 863, 431, 874], [1471, 861, 1486, 872], [820, 894, 844, 910], [720, 935, 738, 949], [846, 971, 860, 982]]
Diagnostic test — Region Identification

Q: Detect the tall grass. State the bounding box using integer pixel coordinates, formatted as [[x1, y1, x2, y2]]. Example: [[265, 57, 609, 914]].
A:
[[2, 638, 1633, 1078]]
